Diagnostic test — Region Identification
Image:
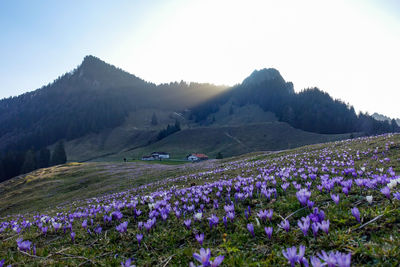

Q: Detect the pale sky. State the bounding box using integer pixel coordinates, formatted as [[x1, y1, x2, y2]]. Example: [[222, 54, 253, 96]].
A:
[[1, 0, 399, 118]]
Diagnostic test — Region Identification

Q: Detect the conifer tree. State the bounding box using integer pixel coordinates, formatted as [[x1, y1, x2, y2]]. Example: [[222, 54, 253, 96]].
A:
[[21, 150, 37, 174], [51, 141, 67, 166]]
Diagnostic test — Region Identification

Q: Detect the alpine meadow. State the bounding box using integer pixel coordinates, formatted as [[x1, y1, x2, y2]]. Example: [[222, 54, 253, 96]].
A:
[[1, 1, 400, 266]]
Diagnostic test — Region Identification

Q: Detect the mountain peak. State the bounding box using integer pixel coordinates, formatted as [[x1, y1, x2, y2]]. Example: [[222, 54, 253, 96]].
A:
[[242, 68, 282, 86]]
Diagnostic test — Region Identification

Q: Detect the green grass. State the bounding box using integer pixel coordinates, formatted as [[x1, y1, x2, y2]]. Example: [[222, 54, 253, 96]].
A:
[[128, 159, 191, 165], [1, 134, 399, 266]]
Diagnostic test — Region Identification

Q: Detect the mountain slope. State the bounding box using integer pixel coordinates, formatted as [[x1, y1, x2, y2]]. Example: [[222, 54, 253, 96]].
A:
[[190, 68, 397, 135], [95, 122, 352, 161]]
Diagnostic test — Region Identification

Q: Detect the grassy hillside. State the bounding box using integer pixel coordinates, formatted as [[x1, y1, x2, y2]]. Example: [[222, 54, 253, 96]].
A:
[[1, 134, 399, 266], [0, 160, 218, 217], [124, 122, 352, 160]]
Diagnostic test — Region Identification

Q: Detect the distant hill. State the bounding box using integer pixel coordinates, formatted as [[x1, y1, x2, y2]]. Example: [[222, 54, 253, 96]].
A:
[[0, 56, 398, 182], [372, 112, 400, 126]]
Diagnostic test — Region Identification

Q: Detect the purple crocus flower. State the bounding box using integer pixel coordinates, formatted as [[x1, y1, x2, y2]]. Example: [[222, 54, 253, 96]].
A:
[[116, 221, 128, 233], [351, 207, 361, 223], [311, 222, 319, 238], [211, 255, 224, 267], [266, 209, 273, 221], [394, 192, 400, 200], [282, 245, 306, 267], [111, 211, 123, 221], [317, 251, 337, 267], [41, 226, 48, 235], [82, 220, 88, 229], [193, 248, 211, 266], [95, 225, 102, 234], [380, 187, 391, 199], [319, 220, 329, 234], [331, 194, 340, 205], [52, 222, 62, 231], [16, 238, 32, 252], [310, 256, 323, 267], [121, 258, 135, 267], [71, 232, 76, 241], [208, 215, 219, 229], [227, 212, 235, 221], [195, 233, 204, 245], [296, 189, 311, 207], [335, 251, 351, 267], [247, 223, 255, 237], [184, 219, 192, 230], [137, 233, 143, 246], [0, 259, 4, 267], [265, 226, 273, 239], [297, 217, 310, 236], [279, 219, 290, 232]]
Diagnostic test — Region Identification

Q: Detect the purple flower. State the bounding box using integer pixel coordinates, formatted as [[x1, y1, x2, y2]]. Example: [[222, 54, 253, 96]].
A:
[[330, 194, 340, 205], [257, 209, 269, 221], [82, 219, 88, 229], [227, 212, 235, 221], [394, 192, 400, 200], [282, 245, 306, 267], [334, 251, 351, 267], [297, 217, 310, 236], [184, 219, 192, 230], [319, 220, 329, 234], [265, 226, 273, 239], [208, 215, 219, 229], [116, 221, 128, 233], [71, 232, 76, 241], [380, 187, 391, 199], [296, 189, 311, 207], [311, 222, 319, 238], [121, 258, 135, 267], [95, 225, 102, 234], [279, 219, 290, 232], [0, 259, 4, 267], [41, 226, 48, 235], [111, 211, 123, 221], [52, 222, 61, 231], [310, 256, 323, 267], [351, 207, 361, 223], [195, 233, 204, 245], [193, 248, 211, 266], [247, 223, 255, 237], [317, 251, 336, 267], [137, 233, 143, 246], [211, 255, 224, 267], [17, 238, 32, 252]]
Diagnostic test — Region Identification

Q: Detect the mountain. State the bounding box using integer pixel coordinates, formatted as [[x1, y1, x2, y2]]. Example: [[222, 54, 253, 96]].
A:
[[372, 112, 400, 126], [190, 68, 397, 135], [0, 56, 226, 153], [0, 56, 398, 182]]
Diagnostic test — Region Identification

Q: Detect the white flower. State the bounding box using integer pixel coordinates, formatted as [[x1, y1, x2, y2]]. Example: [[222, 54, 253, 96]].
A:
[[366, 195, 373, 204], [360, 167, 366, 172], [387, 181, 396, 189], [255, 217, 261, 227], [194, 212, 202, 221]]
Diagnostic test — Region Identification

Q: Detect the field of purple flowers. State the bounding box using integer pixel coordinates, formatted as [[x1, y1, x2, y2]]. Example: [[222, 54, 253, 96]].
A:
[[1, 134, 400, 266]]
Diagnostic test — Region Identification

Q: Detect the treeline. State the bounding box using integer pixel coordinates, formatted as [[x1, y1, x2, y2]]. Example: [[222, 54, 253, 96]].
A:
[[157, 121, 181, 140], [0, 141, 67, 183], [190, 76, 400, 135]]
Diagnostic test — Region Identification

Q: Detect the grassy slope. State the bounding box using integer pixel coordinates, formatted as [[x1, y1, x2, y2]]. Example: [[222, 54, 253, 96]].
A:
[[0, 160, 219, 218], [1, 134, 399, 266], [123, 122, 351, 160]]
